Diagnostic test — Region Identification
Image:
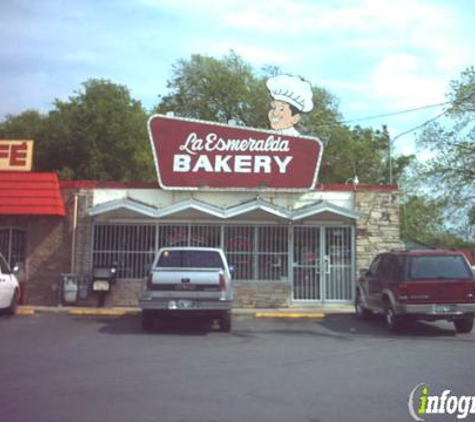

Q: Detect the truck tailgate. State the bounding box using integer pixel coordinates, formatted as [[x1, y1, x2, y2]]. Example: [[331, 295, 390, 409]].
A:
[[148, 268, 223, 296]]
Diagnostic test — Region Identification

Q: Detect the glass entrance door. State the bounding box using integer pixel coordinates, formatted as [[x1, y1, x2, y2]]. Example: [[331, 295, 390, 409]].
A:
[[324, 227, 354, 301], [292, 227, 322, 301], [292, 226, 354, 303]]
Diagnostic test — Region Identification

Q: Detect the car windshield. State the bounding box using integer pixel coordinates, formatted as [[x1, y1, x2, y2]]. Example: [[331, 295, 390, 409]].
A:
[[157, 250, 224, 269], [408, 255, 473, 280]]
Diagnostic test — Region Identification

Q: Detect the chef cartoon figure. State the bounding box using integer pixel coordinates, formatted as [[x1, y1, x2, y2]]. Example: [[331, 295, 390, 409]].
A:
[[266, 74, 314, 136]]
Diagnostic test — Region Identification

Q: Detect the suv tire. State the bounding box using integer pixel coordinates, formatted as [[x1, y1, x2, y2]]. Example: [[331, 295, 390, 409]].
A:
[[384, 303, 402, 333], [454, 316, 474, 334], [355, 291, 372, 320]]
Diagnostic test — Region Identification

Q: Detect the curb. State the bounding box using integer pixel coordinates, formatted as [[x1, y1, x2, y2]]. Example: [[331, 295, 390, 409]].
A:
[[16, 307, 36, 315], [68, 308, 141, 316], [255, 312, 325, 319], [16, 306, 353, 318]]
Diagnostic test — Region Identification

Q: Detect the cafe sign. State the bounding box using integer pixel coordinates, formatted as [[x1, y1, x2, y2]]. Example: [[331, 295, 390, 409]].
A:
[[0, 140, 34, 171], [148, 115, 323, 190]]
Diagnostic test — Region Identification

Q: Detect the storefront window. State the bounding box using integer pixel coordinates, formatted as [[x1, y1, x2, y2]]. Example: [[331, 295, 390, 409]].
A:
[[93, 224, 156, 279], [257, 226, 288, 281], [0, 228, 26, 268], [92, 223, 289, 281], [224, 226, 254, 280]]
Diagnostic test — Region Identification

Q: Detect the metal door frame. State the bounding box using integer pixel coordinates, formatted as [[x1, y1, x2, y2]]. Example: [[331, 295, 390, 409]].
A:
[[290, 225, 355, 304]]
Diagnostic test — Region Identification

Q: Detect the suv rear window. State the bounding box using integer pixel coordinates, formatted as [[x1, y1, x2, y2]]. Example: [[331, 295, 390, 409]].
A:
[[157, 250, 224, 269], [408, 255, 473, 280]]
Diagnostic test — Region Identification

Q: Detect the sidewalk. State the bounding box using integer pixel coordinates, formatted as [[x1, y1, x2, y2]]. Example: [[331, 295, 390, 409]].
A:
[[17, 304, 354, 318]]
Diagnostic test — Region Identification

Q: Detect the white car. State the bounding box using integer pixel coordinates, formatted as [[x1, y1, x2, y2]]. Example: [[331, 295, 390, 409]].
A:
[[0, 253, 20, 315]]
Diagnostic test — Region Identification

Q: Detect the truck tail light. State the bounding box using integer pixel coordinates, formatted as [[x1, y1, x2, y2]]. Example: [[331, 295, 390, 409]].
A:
[[219, 272, 226, 292]]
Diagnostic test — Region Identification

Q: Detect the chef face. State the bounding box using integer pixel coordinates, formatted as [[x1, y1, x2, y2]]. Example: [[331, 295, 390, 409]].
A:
[[268, 100, 300, 130]]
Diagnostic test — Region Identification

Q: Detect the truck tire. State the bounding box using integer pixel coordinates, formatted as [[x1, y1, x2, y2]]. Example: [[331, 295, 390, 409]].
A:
[[454, 316, 474, 334], [141, 310, 155, 332], [218, 311, 232, 332]]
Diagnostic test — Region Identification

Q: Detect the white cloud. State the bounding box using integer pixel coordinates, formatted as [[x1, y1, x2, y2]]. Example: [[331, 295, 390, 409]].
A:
[[371, 54, 446, 108], [2, 0, 475, 136]]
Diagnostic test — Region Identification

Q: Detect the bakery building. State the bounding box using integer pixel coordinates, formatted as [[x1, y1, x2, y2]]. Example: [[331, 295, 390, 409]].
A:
[[0, 116, 401, 308]]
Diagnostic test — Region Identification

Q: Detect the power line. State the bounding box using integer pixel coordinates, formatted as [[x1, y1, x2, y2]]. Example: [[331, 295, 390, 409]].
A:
[[390, 89, 475, 141], [391, 109, 447, 140], [387, 89, 475, 183], [339, 100, 451, 125]]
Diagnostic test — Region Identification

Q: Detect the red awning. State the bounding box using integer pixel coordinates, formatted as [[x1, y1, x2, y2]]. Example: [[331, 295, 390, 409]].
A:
[[0, 172, 66, 216]]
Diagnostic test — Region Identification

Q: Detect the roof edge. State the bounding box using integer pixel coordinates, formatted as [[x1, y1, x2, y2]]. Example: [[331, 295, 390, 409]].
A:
[[61, 180, 398, 192]]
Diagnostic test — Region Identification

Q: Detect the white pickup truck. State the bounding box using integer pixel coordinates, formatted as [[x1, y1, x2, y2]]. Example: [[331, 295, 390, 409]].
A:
[[140, 247, 233, 332]]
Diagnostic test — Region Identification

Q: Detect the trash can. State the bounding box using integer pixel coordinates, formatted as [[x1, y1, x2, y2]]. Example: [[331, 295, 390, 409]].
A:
[[62, 274, 78, 304]]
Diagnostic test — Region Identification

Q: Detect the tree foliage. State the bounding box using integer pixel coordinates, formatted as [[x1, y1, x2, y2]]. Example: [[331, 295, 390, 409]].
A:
[[419, 67, 475, 196], [319, 125, 412, 184], [417, 66, 475, 239], [0, 110, 47, 139], [400, 194, 474, 249], [400, 195, 444, 243], [0, 79, 155, 181], [156, 51, 270, 128]]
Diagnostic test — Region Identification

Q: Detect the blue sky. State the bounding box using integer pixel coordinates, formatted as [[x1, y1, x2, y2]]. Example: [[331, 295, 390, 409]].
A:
[[2, 0, 475, 156]]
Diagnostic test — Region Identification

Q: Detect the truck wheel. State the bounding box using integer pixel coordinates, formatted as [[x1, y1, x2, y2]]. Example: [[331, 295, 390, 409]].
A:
[[141, 310, 155, 332], [384, 303, 402, 333], [219, 312, 232, 332], [355, 291, 372, 320], [454, 316, 474, 333]]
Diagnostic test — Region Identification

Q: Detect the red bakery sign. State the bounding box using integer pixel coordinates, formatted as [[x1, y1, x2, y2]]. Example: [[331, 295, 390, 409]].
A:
[[148, 115, 323, 190]]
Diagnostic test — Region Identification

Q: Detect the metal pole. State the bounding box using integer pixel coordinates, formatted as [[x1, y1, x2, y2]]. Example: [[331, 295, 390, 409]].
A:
[[71, 194, 79, 273], [388, 136, 393, 185]]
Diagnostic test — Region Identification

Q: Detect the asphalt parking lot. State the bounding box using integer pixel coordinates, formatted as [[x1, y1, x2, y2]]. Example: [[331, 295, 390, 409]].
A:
[[0, 311, 474, 422]]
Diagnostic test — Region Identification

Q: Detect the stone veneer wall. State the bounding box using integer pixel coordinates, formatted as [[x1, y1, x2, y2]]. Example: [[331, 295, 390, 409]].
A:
[[355, 189, 402, 271], [0, 210, 72, 306], [233, 281, 289, 308]]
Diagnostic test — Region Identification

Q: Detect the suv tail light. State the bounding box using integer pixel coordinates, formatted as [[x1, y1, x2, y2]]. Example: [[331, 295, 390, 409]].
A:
[[219, 272, 226, 292], [397, 283, 408, 301]]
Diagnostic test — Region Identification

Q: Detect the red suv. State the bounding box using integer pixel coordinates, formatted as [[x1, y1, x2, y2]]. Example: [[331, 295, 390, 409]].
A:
[[355, 250, 475, 333]]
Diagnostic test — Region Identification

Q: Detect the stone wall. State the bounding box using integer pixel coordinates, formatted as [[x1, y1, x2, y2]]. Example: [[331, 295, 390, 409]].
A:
[[82, 279, 290, 308], [233, 281, 289, 308], [355, 189, 401, 270], [0, 212, 72, 306]]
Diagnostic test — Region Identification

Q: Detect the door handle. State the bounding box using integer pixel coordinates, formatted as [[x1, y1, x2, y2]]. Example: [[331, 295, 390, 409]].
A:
[[323, 256, 331, 275]]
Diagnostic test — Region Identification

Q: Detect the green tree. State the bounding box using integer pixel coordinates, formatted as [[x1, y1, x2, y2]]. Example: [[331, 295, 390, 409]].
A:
[[417, 66, 475, 238], [39, 79, 154, 181], [400, 194, 474, 249], [318, 125, 413, 184], [0, 109, 46, 139], [155, 51, 270, 127], [400, 195, 445, 243]]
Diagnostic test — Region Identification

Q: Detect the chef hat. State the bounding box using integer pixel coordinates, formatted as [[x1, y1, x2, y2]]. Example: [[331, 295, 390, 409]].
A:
[[266, 74, 314, 113]]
